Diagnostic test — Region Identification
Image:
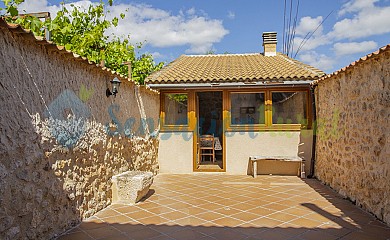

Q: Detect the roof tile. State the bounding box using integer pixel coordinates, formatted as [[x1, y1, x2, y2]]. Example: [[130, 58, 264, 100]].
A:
[[146, 53, 325, 84]]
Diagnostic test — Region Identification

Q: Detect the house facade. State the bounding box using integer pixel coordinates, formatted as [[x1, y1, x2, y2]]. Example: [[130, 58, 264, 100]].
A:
[[146, 32, 325, 175]]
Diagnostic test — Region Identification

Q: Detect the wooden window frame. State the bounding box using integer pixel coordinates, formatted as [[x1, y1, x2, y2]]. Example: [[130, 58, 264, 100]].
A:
[[160, 91, 195, 132], [226, 87, 312, 131]]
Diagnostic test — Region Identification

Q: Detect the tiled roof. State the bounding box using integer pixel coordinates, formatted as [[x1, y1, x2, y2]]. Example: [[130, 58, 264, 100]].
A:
[[145, 53, 325, 84], [314, 44, 390, 84]]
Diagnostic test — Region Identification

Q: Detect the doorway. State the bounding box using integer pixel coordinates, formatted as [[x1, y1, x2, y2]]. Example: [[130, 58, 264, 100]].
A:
[[195, 91, 224, 171]]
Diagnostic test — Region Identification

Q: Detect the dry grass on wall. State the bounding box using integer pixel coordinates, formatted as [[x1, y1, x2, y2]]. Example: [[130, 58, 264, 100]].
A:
[[0, 28, 160, 239], [314, 50, 390, 225]]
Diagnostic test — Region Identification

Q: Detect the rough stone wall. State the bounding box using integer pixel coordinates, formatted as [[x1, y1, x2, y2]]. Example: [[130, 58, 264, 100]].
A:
[[315, 50, 390, 225], [0, 27, 160, 239]]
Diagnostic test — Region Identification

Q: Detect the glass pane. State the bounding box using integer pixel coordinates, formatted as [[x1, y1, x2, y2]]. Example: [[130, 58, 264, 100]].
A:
[[272, 91, 308, 124], [164, 93, 188, 125], [230, 93, 265, 124]]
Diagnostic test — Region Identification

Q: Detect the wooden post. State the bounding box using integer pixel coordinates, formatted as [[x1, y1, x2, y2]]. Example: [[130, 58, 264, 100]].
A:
[[123, 61, 132, 80]]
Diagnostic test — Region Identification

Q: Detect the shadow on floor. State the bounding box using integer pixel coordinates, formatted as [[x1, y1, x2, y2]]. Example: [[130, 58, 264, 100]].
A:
[[57, 176, 390, 240]]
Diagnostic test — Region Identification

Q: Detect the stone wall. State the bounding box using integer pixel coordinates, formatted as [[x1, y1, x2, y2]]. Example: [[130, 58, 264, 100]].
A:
[[314, 47, 390, 225], [0, 26, 160, 239]]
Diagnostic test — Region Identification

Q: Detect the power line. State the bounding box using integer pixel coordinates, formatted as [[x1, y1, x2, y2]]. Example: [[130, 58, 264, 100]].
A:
[[286, 0, 292, 56], [289, 0, 299, 56], [282, 0, 287, 54], [294, 10, 334, 58]]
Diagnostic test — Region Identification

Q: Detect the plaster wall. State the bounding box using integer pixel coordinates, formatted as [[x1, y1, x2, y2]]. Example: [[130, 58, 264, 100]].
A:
[[0, 28, 160, 239], [225, 131, 312, 175], [314, 49, 390, 225], [158, 132, 194, 173]]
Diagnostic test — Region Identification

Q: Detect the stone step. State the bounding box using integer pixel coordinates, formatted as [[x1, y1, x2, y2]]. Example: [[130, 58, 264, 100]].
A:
[[111, 171, 154, 205]]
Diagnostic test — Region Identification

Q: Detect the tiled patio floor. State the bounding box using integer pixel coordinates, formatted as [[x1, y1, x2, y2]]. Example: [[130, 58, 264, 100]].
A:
[[58, 174, 390, 240]]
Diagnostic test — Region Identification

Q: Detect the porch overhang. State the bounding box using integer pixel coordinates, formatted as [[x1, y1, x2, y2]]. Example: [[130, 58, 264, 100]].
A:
[[147, 80, 314, 90]]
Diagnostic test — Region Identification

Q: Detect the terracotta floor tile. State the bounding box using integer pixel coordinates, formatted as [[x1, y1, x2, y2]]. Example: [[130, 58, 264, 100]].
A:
[[166, 228, 206, 240], [231, 212, 261, 222], [196, 211, 225, 221], [282, 207, 308, 217], [137, 201, 161, 210], [173, 216, 207, 227], [304, 213, 333, 223], [97, 232, 131, 240], [276, 222, 308, 237], [289, 217, 323, 228], [298, 229, 340, 240], [57, 231, 93, 240], [178, 206, 206, 215], [250, 217, 284, 228], [153, 198, 180, 206], [229, 203, 258, 212], [63, 175, 388, 240], [339, 231, 383, 240], [79, 221, 108, 231], [212, 216, 245, 227], [213, 198, 241, 206], [148, 235, 175, 240], [116, 206, 142, 214], [124, 210, 155, 220], [95, 208, 121, 218], [101, 214, 134, 224], [263, 203, 290, 211], [182, 198, 205, 205], [210, 229, 250, 240], [146, 206, 175, 215], [149, 224, 187, 234], [128, 227, 163, 240], [256, 229, 291, 240], [166, 202, 193, 210], [112, 222, 147, 233], [187, 225, 225, 235], [267, 212, 298, 222], [213, 206, 243, 216], [84, 226, 122, 239], [199, 202, 224, 211], [250, 206, 274, 216], [137, 215, 170, 225], [159, 210, 189, 221], [358, 224, 390, 238]]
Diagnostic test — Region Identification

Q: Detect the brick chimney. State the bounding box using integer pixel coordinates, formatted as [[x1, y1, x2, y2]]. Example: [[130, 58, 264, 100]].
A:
[[262, 32, 277, 56]]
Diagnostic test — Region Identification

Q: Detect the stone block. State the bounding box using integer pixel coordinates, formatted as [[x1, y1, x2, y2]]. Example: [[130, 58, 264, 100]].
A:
[[111, 171, 153, 205]]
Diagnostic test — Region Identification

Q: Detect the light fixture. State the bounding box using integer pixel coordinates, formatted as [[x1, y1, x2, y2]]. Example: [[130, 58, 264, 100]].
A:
[[106, 77, 121, 97]]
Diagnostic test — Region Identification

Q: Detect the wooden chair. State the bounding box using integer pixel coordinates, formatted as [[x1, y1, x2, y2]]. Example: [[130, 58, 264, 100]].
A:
[[198, 135, 215, 163]]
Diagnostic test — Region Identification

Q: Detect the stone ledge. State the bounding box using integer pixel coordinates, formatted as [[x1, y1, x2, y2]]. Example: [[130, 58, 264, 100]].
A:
[[112, 171, 154, 205]]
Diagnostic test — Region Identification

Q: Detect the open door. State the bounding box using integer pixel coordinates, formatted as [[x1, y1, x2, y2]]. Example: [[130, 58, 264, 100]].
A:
[[195, 91, 224, 171]]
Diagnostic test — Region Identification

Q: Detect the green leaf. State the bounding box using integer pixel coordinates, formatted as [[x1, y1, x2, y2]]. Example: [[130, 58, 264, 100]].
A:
[[112, 17, 118, 27], [120, 13, 125, 19], [65, 43, 72, 50], [8, 6, 18, 17]]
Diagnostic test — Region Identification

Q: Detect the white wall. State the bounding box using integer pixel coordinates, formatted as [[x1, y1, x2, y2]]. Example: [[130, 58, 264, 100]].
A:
[[226, 131, 302, 175], [158, 132, 194, 173], [158, 130, 313, 175]]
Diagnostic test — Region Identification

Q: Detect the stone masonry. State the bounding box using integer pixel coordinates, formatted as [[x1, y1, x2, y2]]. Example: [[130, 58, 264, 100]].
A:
[[314, 47, 390, 225], [0, 24, 160, 239]]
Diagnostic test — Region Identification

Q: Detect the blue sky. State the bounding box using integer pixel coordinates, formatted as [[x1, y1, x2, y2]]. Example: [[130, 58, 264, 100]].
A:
[[5, 0, 390, 73]]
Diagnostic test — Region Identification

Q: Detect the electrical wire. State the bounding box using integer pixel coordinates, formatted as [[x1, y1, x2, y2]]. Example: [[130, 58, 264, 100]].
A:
[[294, 10, 334, 58]]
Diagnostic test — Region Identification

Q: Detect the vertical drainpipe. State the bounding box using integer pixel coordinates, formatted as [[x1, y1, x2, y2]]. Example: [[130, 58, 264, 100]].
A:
[[309, 84, 317, 178]]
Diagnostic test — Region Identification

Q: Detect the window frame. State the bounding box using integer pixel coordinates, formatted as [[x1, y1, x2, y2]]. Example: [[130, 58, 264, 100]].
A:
[[160, 91, 193, 132], [228, 90, 267, 131], [226, 87, 312, 131]]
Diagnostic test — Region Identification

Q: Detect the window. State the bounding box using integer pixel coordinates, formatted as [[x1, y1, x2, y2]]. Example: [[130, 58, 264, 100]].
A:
[[228, 89, 310, 130], [230, 93, 265, 125], [272, 91, 308, 125], [163, 93, 188, 125]]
